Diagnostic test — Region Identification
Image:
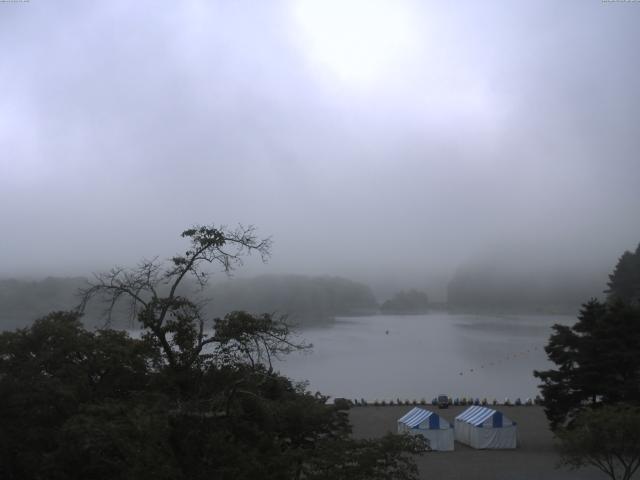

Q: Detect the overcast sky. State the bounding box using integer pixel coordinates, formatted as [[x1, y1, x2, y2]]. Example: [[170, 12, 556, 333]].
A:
[[1, 0, 639, 294]]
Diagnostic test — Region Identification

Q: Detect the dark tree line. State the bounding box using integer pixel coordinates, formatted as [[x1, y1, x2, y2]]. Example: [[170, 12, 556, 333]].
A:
[[0, 224, 424, 480], [380, 290, 429, 314], [207, 274, 378, 322]]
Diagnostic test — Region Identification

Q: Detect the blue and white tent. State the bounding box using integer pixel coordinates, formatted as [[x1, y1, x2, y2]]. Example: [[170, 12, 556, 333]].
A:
[[397, 407, 454, 451], [454, 406, 517, 449]]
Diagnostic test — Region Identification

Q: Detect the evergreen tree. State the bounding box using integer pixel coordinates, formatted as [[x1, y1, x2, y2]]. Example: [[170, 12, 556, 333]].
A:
[[534, 300, 640, 429], [606, 243, 640, 305]]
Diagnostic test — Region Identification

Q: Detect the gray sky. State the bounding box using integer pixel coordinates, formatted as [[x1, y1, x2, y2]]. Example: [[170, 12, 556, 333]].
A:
[[1, 0, 639, 295]]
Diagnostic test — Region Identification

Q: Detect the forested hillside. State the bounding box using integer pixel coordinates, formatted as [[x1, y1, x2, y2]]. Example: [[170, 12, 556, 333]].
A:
[[447, 264, 607, 313], [0, 277, 88, 329], [0, 274, 378, 330], [207, 275, 378, 322]]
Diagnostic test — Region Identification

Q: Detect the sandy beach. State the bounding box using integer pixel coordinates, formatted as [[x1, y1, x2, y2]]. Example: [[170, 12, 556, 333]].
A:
[[349, 405, 607, 480]]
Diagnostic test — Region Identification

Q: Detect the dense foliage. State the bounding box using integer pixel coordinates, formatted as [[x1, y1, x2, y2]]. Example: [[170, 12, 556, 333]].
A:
[[0, 224, 423, 479], [0, 313, 424, 479], [556, 404, 640, 480], [380, 290, 429, 314]]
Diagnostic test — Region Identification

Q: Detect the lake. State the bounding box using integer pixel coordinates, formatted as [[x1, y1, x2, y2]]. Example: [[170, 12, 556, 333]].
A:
[[274, 313, 576, 403]]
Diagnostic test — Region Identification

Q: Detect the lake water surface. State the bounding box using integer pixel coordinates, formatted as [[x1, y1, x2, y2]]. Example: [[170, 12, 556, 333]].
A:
[[274, 313, 576, 402]]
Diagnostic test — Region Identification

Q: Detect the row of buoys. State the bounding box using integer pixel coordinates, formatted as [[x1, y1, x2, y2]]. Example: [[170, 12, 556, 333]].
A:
[[379, 327, 545, 377], [343, 396, 543, 407], [458, 346, 543, 376]]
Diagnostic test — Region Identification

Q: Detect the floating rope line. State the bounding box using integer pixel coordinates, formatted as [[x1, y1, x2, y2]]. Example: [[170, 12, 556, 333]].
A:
[[457, 344, 544, 375]]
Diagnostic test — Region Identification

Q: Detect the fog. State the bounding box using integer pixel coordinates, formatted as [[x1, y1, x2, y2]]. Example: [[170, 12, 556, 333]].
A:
[[1, 1, 639, 300]]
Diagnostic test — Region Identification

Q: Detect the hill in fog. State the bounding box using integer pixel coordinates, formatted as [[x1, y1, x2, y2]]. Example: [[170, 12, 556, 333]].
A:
[[447, 261, 608, 313], [205, 274, 378, 324], [0, 277, 89, 330], [0, 274, 378, 330]]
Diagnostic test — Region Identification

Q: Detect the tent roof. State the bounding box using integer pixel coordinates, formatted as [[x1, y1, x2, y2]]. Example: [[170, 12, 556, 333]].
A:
[[398, 407, 438, 428], [455, 406, 503, 426]]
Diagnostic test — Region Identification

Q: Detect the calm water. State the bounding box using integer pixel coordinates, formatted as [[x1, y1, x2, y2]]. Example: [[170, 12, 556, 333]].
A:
[[274, 313, 575, 402]]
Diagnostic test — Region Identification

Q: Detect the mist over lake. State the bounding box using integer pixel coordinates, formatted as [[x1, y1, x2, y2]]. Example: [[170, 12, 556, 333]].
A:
[[4, 1, 640, 478], [275, 313, 572, 401]]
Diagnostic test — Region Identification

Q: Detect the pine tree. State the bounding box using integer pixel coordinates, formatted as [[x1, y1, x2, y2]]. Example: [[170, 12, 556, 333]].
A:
[[606, 244, 640, 305]]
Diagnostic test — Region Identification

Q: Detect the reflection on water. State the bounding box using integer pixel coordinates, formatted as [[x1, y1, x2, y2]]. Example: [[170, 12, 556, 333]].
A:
[[274, 313, 575, 401]]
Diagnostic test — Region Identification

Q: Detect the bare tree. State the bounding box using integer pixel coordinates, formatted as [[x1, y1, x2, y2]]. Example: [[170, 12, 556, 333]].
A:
[[213, 311, 310, 371], [79, 224, 271, 370]]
